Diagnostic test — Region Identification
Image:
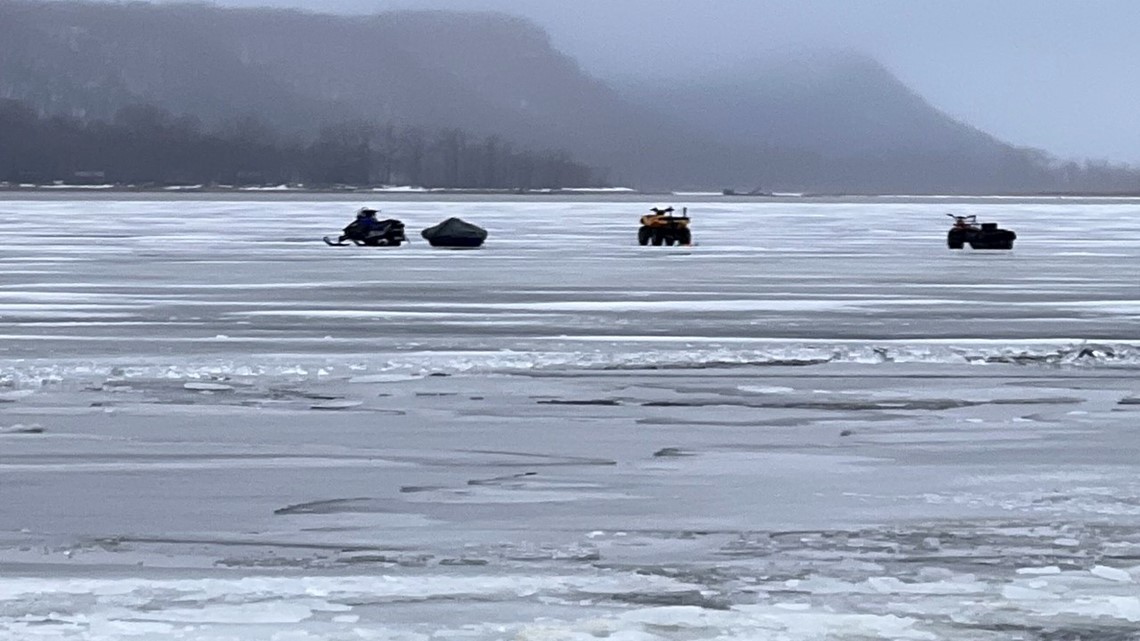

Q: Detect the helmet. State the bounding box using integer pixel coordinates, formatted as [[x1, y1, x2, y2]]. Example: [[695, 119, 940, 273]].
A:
[[356, 207, 378, 219]]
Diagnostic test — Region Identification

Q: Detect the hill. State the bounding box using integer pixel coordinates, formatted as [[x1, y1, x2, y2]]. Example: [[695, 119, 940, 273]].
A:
[[2, 1, 1136, 192], [0, 1, 732, 187], [620, 52, 1062, 193]]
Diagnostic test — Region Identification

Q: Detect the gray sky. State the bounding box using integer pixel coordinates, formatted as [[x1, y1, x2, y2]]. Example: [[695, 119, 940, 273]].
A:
[[195, 0, 1140, 164]]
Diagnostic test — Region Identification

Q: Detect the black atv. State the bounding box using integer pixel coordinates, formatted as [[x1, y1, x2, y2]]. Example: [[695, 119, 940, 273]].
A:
[[638, 206, 692, 246], [946, 215, 1016, 250], [324, 218, 408, 247]]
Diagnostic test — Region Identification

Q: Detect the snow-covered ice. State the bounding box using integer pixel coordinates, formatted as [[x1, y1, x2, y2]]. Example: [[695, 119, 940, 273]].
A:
[[1, 195, 1139, 639]]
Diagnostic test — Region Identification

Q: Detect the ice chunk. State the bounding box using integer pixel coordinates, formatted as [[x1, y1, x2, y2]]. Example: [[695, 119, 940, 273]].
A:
[[309, 400, 364, 410], [1016, 566, 1062, 575], [0, 423, 44, 434], [348, 374, 422, 384], [1001, 584, 1059, 601], [183, 382, 234, 391], [737, 385, 794, 394], [1091, 565, 1133, 582]]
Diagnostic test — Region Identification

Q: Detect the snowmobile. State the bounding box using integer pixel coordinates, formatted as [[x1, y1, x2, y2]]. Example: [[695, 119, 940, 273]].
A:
[[946, 214, 1016, 250], [638, 206, 692, 246], [324, 217, 408, 247], [421, 217, 488, 248]]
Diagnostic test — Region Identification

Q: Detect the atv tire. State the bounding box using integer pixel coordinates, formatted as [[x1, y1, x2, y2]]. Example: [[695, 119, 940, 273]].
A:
[[651, 231, 664, 246], [677, 228, 692, 245], [638, 226, 652, 246]]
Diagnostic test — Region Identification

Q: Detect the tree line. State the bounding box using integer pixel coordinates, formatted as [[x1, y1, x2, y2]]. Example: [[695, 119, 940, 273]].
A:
[[0, 100, 606, 189]]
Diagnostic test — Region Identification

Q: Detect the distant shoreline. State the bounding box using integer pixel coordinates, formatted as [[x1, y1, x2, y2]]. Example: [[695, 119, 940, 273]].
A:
[[3, 188, 1140, 206], [3, 185, 1139, 201]]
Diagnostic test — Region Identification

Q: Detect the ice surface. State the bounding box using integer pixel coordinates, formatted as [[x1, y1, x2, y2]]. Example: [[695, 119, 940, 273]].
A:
[[1, 195, 1139, 639]]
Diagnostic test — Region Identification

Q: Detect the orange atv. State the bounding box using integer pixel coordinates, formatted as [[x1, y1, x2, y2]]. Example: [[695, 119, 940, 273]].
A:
[[638, 207, 692, 246]]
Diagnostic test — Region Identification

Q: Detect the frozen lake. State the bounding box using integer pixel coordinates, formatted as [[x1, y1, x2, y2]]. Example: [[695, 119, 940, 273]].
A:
[[1, 196, 1139, 639]]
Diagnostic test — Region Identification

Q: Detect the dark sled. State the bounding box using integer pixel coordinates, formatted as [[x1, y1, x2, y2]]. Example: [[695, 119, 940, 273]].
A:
[[421, 217, 488, 248], [946, 215, 1016, 250]]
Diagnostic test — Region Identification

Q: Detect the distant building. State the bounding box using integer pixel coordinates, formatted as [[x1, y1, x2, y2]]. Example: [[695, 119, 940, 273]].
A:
[[72, 170, 107, 185]]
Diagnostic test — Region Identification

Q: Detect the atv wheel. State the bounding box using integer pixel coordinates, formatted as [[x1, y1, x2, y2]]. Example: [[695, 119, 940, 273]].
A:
[[651, 231, 664, 246], [677, 228, 692, 245], [638, 226, 651, 246], [947, 231, 965, 249], [664, 236, 675, 246]]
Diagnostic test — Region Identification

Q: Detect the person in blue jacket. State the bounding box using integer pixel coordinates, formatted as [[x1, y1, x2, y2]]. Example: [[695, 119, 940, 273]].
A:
[[340, 207, 380, 242]]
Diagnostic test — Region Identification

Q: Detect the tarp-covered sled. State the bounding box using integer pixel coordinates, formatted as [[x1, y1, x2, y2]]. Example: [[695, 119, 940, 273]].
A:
[[420, 217, 488, 248]]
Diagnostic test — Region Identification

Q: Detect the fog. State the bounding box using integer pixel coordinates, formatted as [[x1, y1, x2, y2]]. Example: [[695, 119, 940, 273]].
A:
[[188, 0, 1140, 165]]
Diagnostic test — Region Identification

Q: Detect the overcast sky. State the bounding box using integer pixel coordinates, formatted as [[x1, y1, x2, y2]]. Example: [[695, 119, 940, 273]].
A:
[[188, 0, 1140, 164]]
